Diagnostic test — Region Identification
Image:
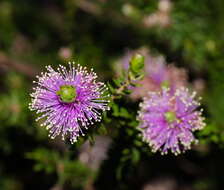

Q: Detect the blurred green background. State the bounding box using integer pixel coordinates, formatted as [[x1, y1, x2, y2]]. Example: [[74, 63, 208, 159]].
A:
[[1, 0, 224, 189]]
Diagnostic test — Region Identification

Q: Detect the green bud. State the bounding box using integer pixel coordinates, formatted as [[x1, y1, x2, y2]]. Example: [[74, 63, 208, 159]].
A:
[[165, 111, 176, 123], [130, 53, 145, 74], [57, 85, 76, 103], [161, 80, 170, 89]]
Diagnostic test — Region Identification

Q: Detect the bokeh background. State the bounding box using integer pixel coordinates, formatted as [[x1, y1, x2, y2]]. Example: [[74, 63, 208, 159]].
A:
[[1, 0, 224, 189]]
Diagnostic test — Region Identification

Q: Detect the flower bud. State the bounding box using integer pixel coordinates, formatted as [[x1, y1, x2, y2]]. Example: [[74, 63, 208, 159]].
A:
[[130, 53, 145, 74]]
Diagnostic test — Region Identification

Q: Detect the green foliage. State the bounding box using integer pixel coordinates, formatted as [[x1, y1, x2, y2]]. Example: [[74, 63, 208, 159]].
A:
[[26, 148, 59, 174], [26, 148, 94, 188]]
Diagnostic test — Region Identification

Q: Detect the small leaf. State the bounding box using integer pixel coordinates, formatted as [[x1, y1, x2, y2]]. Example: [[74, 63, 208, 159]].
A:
[[132, 148, 140, 164]]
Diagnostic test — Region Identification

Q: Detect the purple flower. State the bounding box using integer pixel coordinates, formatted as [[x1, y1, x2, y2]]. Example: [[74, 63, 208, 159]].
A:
[[29, 62, 110, 143], [138, 87, 205, 155]]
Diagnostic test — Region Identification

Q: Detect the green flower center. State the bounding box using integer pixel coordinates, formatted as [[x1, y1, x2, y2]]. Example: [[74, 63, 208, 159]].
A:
[[57, 85, 76, 103], [161, 80, 170, 89], [165, 111, 177, 123]]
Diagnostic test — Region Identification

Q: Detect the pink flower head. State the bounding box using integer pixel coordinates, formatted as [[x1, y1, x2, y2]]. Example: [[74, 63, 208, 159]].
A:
[[138, 87, 205, 155], [29, 62, 110, 143]]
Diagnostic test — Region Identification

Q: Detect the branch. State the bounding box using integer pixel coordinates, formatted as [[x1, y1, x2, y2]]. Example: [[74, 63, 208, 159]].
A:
[[76, 0, 102, 15], [0, 52, 39, 78], [75, 0, 171, 29]]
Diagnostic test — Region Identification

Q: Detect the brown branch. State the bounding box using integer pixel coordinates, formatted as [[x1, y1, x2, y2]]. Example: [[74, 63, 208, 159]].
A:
[[0, 52, 39, 78], [75, 0, 102, 15], [75, 0, 140, 27], [75, 0, 172, 29]]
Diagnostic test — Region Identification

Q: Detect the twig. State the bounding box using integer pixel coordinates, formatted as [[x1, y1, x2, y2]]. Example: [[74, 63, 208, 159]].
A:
[[111, 75, 131, 101], [75, 0, 140, 27], [75, 0, 102, 15], [75, 0, 171, 29], [0, 52, 39, 78]]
